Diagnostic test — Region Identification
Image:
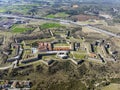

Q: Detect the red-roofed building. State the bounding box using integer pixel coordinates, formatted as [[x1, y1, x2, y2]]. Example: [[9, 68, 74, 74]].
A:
[[38, 42, 52, 51]]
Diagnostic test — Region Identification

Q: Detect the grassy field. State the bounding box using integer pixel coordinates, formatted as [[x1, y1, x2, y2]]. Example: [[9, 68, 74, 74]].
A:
[[72, 52, 86, 59], [54, 43, 70, 47], [95, 25, 120, 34], [82, 27, 101, 33], [11, 24, 34, 33], [42, 55, 56, 60], [46, 14, 55, 18], [68, 37, 83, 43], [46, 12, 69, 18], [77, 20, 107, 25], [0, 4, 38, 15], [40, 23, 64, 29], [48, 80, 87, 90]]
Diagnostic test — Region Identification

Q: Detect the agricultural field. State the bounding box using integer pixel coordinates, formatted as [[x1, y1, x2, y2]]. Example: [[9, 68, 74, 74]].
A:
[[46, 12, 69, 18], [0, 4, 39, 15], [11, 24, 35, 33], [40, 22, 65, 30]]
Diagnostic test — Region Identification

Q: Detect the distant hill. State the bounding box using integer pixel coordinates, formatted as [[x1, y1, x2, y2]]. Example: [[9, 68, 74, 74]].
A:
[[80, 0, 120, 3], [61, 0, 120, 3], [33, 0, 120, 3], [0, 0, 120, 4], [28, 0, 120, 4]]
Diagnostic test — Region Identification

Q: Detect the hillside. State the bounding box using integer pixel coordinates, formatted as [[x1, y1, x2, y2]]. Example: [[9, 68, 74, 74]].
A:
[[2, 61, 119, 90]]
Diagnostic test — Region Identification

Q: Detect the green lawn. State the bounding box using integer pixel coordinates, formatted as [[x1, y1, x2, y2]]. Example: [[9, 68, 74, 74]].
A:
[[40, 23, 64, 30], [12, 28, 34, 33], [46, 14, 55, 18], [54, 43, 70, 47], [42, 55, 56, 60], [72, 52, 86, 59], [11, 24, 34, 33]]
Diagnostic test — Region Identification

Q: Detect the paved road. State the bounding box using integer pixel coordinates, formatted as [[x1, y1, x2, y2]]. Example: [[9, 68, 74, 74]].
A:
[[0, 14, 120, 38]]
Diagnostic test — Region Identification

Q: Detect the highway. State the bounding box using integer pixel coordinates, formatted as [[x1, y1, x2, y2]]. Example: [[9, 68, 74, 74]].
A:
[[0, 14, 120, 38]]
